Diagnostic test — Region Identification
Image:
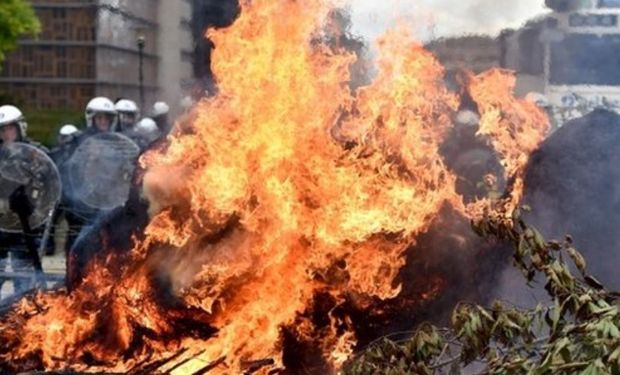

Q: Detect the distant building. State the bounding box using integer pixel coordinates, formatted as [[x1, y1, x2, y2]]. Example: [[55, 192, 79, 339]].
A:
[[425, 29, 546, 96], [500, 19, 547, 96], [158, 0, 194, 116], [0, 0, 193, 115], [426, 35, 502, 77]]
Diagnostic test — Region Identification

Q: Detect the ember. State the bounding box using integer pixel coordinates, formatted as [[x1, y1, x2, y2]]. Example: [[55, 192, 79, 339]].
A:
[[0, 1, 548, 374]]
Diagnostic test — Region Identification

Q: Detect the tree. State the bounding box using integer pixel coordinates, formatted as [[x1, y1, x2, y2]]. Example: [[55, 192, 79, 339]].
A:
[[345, 207, 620, 374], [0, 0, 40, 69]]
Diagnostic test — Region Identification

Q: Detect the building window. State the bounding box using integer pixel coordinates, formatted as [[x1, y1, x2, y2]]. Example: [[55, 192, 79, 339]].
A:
[[53, 8, 66, 19], [600, 0, 620, 8], [58, 62, 67, 77]]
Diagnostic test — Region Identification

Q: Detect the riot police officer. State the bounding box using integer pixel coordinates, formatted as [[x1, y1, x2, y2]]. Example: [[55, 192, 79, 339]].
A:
[[58, 124, 80, 144], [61, 97, 118, 254], [83, 97, 118, 136], [152, 101, 171, 135], [62, 98, 140, 285], [46, 125, 81, 256], [49, 124, 81, 167], [0, 105, 50, 295], [115, 99, 140, 133], [130, 117, 161, 151], [0, 105, 29, 146]]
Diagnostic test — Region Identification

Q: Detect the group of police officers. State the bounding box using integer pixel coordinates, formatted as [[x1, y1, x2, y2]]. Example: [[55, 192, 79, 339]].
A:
[[0, 97, 173, 297]]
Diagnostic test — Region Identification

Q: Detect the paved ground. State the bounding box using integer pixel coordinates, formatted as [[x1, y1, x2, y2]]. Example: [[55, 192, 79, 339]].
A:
[[0, 219, 69, 300]]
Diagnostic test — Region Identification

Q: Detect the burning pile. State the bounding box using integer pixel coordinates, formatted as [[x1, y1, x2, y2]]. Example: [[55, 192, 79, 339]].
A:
[[0, 1, 549, 374]]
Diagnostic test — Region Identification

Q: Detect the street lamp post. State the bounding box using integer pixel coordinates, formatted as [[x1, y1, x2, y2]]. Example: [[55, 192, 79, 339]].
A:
[[137, 35, 145, 111]]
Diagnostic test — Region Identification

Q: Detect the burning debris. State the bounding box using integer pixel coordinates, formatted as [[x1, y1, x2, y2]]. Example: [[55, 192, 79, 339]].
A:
[[0, 1, 549, 374]]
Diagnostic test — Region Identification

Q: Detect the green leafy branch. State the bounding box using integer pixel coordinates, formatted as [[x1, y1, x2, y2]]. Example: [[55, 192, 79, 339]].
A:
[[344, 207, 620, 375], [0, 0, 40, 68]]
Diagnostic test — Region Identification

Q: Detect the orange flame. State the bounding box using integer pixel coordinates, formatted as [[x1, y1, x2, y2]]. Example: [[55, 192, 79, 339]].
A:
[[0, 1, 549, 374], [466, 69, 550, 215]]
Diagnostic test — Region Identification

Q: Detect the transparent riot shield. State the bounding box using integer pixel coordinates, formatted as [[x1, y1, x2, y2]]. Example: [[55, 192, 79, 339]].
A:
[[0, 143, 62, 233], [65, 132, 140, 211]]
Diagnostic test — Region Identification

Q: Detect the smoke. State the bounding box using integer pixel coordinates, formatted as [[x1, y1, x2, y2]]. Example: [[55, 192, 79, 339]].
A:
[[349, 0, 546, 42], [191, 0, 240, 94], [488, 110, 620, 308], [321, 8, 373, 89], [521, 110, 620, 291]]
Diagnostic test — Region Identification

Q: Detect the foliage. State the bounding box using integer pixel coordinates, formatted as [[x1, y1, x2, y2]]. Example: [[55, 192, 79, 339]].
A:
[[0, 0, 40, 68], [344, 207, 620, 375], [26, 108, 84, 147]]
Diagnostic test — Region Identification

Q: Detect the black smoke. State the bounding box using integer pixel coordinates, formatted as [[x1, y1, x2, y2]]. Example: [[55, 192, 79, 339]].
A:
[[190, 0, 240, 96], [522, 109, 620, 291]]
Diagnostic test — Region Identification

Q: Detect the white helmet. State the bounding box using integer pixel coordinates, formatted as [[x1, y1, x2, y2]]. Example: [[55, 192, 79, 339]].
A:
[[85, 97, 117, 129], [115, 99, 139, 115], [115, 99, 140, 131], [137, 117, 157, 131], [525, 92, 551, 108], [180, 96, 194, 110], [135, 117, 161, 143], [152, 101, 170, 117], [455, 110, 480, 127], [0, 105, 27, 138], [59, 124, 79, 136], [58, 124, 80, 144]]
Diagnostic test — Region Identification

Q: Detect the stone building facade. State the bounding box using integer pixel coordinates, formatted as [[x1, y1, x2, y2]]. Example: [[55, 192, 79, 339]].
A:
[[0, 0, 193, 115]]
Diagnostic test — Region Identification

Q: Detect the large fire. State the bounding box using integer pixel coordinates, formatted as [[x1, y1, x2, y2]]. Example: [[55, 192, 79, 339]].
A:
[[0, 1, 549, 374]]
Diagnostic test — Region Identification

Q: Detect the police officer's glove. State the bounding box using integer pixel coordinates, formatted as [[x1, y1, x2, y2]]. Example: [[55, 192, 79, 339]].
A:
[[9, 185, 34, 218]]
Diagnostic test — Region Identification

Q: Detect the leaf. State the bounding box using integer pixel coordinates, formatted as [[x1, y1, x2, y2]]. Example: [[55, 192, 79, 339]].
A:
[[567, 247, 587, 274], [608, 322, 620, 338], [532, 228, 547, 251], [549, 300, 562, 334], [585, 275, 605, 291], [580, 362, 599, 375], [517, 234, 527, 259], [477, 305, 495, 323], [609, 346, 620, 364], [503, 316, 523, 332], [512, 207, 522, 222], [579, 359, 608, 375], [548, 241, 563, 251]]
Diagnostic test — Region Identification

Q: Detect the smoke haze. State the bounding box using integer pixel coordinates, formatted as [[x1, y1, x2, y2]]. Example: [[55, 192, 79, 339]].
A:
[[350, 0, 547, 41]]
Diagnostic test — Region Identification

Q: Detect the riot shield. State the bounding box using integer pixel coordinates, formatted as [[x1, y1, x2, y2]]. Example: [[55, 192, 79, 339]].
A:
[[0, 143, 62, 233], [65, 132, 140, 211]]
